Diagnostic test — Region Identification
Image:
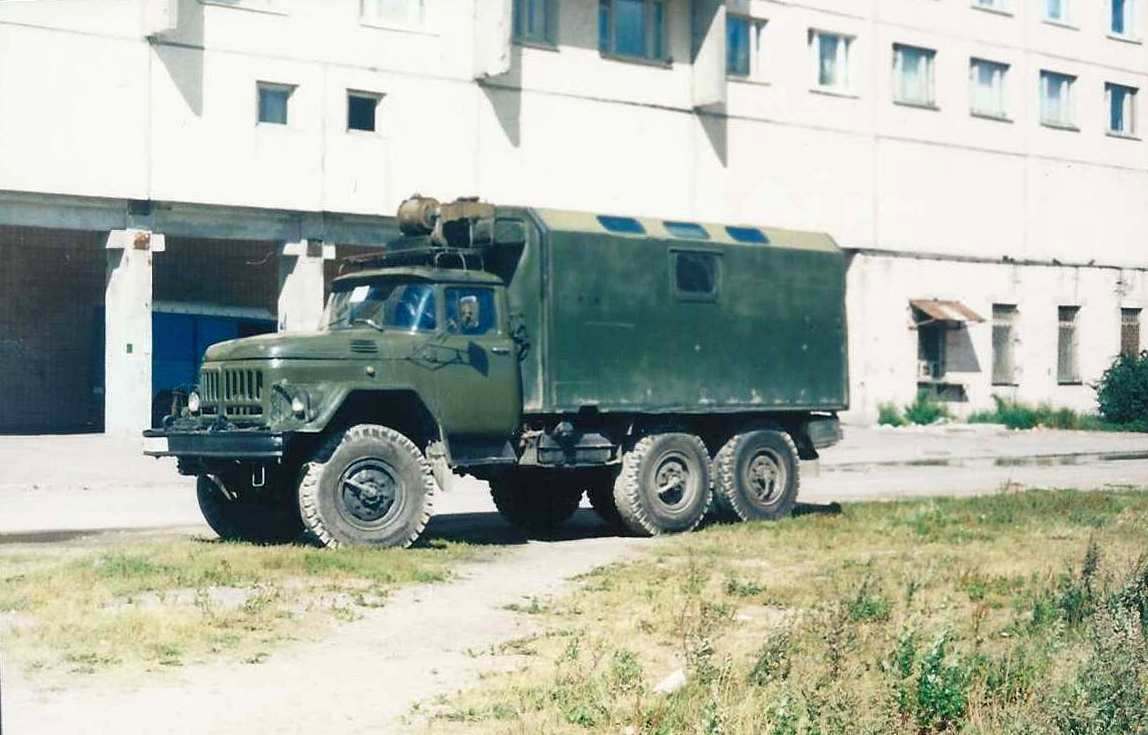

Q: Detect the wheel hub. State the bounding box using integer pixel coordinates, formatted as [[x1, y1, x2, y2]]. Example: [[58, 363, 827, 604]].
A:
[[654, 454, 690, 507], [746, 450, 784, 504], [339, 460, 399, 523]]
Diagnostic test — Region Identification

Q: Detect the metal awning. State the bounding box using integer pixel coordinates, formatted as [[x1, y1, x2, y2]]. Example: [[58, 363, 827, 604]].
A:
[[910, 299, 985, 324]]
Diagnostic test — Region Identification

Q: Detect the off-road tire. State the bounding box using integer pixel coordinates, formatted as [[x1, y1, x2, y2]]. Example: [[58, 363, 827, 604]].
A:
[[714, 430, 800, 522], [297, 424, 435, 548], [612, 433, 712, 536], [708, 475, 739, 522], [196, 474, 304, 544], [489, 469, 583, 535]]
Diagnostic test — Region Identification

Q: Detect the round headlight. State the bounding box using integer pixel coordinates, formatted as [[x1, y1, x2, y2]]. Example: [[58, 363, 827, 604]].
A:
[[187, 391, 201, 415], [291, 396, 307, 417]]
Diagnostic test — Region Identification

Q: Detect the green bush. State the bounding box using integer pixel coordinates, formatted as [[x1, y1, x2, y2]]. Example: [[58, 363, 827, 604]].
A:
[[877, 402, 905, 427], [1096, 351, 1148, 426], [968, 396, 1112, 431], [904, 392, 951, 425]]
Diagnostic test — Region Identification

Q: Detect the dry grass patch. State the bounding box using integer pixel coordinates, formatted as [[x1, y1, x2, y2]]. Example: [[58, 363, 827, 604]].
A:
[[431, 489, 1148, 734], [0, 533, 481, 676]]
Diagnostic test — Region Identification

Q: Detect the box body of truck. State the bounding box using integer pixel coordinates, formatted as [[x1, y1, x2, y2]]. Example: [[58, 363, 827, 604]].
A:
[[490, 207, 848, 417]]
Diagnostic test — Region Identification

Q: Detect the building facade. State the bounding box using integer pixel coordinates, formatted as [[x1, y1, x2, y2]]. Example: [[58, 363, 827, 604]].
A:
[[0, 0, 1145, 433]]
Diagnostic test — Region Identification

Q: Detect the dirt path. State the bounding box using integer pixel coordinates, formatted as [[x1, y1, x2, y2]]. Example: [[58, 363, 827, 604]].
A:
[[3, 530, 645, 735]]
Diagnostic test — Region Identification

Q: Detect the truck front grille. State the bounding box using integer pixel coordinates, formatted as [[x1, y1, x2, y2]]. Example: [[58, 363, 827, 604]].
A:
[[199, 368, 264, 418]]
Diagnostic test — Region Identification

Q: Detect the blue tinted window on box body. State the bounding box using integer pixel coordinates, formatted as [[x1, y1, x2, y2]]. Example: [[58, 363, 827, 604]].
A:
[[598, 215, 646, 234], [726, 226, 769, 244], [664, 221, 710, 240]]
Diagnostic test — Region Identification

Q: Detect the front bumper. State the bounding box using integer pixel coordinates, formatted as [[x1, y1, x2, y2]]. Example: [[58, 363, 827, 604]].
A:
[[143, 427, 286, 460]]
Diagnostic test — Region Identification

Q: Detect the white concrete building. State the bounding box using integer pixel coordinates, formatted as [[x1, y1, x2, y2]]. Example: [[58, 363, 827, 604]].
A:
[[0, 0, 1146, 432]]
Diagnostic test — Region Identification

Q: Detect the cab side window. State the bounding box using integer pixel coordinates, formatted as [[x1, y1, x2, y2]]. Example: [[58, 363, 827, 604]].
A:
[[445, 286, 497, 336]]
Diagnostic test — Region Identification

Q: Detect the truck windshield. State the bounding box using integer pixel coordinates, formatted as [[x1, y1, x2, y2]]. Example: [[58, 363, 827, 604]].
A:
[[324, 281, 437, 333]]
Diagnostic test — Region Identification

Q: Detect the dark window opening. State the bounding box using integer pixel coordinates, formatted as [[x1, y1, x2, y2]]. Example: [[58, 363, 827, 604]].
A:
[[597, 215, 645, 234], [1122, 307, 1141, 358], [917, 322, 946, 380], [664, 221, 709, 240], [347, 92, 380, 132], [674, 251, 719, 298], [726, 226, 769, 244]]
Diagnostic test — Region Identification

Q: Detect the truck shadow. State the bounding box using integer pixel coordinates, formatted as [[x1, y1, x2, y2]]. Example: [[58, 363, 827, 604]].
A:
[[420, 501, 843, 547], [422, 509, 621, 547]]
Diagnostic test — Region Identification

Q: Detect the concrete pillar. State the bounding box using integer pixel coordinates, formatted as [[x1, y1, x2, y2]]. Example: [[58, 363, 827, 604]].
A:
[[691, 0, 727, 109], [278, 240, 335, 333], [104, 229, 164, 435]]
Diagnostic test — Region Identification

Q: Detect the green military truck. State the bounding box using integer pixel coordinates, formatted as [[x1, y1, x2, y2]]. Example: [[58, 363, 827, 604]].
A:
[[145, 196, 848, 548]]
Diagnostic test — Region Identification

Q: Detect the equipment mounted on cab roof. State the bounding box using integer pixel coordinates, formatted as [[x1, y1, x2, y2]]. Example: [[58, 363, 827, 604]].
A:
[[340, 194, 527, 274]]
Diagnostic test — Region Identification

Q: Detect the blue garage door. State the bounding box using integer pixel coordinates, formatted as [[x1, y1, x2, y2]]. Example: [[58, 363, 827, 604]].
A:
[[152, 312, 275, 426]]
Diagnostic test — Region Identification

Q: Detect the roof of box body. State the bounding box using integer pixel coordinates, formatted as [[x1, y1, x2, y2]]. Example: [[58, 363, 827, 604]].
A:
[[531, 208, 841, 253]]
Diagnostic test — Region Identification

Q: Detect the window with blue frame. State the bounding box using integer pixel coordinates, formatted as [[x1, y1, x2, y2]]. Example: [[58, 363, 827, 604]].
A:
[[599, 0, 667, 61], [514, 0, 557, 45], [1111, 0, 1136, 36], [726, 15, 765, 79]]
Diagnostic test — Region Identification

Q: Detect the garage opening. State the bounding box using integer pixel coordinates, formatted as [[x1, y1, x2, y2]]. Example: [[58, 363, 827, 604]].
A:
[[0, 226, 106, 433], [151, 238, 279, 427]]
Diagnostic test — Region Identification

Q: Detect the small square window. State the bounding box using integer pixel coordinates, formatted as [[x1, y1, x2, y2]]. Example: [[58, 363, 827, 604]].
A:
[[361, 0, 424, 29], [893, 44, 936, 107], [347, 92, 381, 132], [1040, 70, 1076, 128], [1107, 82, 1138, 136], [809, 30, 853, 93], [257, 82, 293, 125], [1045, 0, 1069, 22], [673, 251, 720, 300], [972, 0, 1010, 12]]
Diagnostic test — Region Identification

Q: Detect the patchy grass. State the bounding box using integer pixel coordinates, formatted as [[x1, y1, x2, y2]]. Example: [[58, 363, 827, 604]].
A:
[[431, 489, 1148, 734], [967, 396, 1145, 432], [0, 534, 480, 676]]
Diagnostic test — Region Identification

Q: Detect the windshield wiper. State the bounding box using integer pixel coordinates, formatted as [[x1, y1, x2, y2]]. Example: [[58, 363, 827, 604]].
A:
[[349, 317, 386, 333]]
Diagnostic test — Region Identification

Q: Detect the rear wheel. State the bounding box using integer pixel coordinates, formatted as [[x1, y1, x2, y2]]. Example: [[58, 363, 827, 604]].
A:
[[612, 433, 711, 536], [714, 430, 800, 522], [297, 424, 435, 548], [490, 469, 583, 535], [196, 473, 303, 544]]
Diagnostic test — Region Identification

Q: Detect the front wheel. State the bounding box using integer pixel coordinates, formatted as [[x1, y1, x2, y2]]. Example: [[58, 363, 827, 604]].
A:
[[297, 424, 435, 548], [196, 474, 303, 544]]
